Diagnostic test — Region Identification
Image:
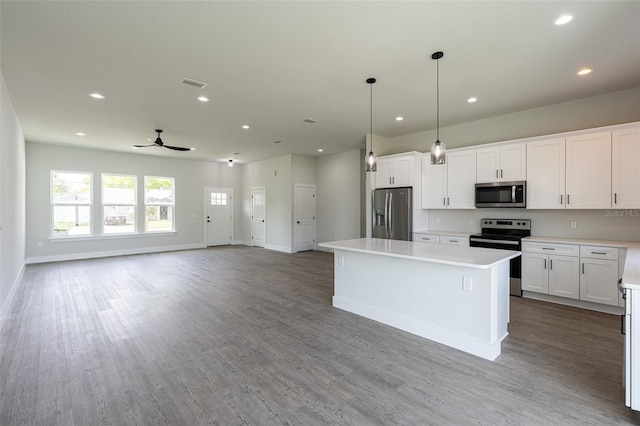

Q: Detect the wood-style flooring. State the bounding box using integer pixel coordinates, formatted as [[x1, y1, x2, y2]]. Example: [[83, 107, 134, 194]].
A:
[[1, 246, 638, 425]]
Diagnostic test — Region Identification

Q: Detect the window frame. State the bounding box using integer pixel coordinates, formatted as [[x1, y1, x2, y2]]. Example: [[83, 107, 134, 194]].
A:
[[144, 176, 176, 233], [101, 173, 137, 235], [50, 170, 93, 238]]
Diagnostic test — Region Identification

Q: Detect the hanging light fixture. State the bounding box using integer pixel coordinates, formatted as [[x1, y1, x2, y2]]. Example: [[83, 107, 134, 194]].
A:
[[364, 77, 377, 172], [430, 51, 446, 165]]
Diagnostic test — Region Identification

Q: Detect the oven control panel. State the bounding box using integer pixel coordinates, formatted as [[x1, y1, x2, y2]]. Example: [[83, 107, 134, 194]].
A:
[[480, 218, 531, 230]]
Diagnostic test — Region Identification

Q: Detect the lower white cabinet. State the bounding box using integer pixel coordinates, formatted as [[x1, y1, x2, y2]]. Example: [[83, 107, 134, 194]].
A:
[[413, 234, 439, 244], [440, 236, 469, 245], [522, 243, 580, 299], [414, 233, 469, 246], [522, 240, 621, 310]]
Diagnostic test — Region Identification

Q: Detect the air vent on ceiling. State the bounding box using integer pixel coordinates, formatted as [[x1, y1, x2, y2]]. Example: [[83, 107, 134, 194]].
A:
[[181, 78, 208, 89], [303, 118, 318, 124]]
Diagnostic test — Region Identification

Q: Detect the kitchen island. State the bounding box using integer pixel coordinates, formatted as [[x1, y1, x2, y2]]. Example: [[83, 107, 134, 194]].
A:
[[319, 238, 520, 361]]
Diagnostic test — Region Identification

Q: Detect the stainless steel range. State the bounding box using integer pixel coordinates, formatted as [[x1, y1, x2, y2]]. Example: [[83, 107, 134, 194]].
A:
[[469, 218, 531, 296]]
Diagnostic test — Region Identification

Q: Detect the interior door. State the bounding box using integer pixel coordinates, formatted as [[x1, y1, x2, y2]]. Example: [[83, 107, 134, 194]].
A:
[[251, 186, 266, 247], [205, 187, 233, 246], [294, 184, 316, 252]]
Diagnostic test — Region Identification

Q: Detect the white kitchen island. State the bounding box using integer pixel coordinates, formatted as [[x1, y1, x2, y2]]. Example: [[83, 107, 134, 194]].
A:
[[319, 238, 520, 361]]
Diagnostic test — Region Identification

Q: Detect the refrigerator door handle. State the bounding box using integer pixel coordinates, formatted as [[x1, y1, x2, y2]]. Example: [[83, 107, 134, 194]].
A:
[[388, 192, 393, 238], [384, 191, 390, 238]]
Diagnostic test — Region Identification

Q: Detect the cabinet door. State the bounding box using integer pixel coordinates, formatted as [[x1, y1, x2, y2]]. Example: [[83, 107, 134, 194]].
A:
[[500, 143, 527, 182], [612, 126, 640, 209], [476, 147, 500, 183], [522, 253, 549, 294], [421, 155, 447, 208], [375, 158, 393, 188], [548, 255, 580, 300], [393, 156, 413, 187], [580, 258, 619, 306], [447, 150, 477, 209], [566, 131, 612, 209], [440, 236, 469, 246], [526, 138, 566, 209]]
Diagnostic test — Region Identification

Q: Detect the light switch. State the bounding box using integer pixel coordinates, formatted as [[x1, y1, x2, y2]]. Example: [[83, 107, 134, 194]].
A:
[[462, 277, 472, 291]]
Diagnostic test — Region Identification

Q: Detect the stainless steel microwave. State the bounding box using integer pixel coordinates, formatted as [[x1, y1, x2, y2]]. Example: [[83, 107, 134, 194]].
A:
[[475, 181, 526, 208]]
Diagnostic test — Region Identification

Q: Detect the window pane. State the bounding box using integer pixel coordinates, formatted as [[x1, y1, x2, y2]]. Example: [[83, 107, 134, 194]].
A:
[[104, 206, 135, 234], [145, 205, 173, 232], [144, 177, 174, 204], [52, 171, 91, 204], [103, 175, 135, 204], [53, 205, 91, 236], [211, 192, 227, 205]]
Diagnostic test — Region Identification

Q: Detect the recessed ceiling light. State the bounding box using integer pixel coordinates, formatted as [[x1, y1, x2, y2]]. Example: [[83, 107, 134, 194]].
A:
[[467, 97, 478, 103], [555, 15, 573, 25], [242, 125, 250, 129], [395, 116, 404, 121], [197, 96, 210, 102], [317, 149, 324, 152], [89, 93, 105, 99], [577, 68, 592, 76], [75, 132, 85, 136]]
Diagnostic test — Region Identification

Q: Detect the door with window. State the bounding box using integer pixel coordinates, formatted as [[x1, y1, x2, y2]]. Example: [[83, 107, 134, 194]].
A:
[[205, 187, 233, 246], [251, 186, 266, 247], [294, 184, 316, 252]]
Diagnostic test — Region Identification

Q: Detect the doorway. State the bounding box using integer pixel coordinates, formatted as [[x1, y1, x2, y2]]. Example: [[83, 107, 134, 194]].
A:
[[251, 186, 266, 247], [294, 184, 316, 252], [204, 187, 233, 246]]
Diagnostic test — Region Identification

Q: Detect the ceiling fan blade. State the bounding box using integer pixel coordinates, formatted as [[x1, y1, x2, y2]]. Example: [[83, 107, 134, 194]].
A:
[[164, 145, 192, 152], [133, 144, 157, 148]]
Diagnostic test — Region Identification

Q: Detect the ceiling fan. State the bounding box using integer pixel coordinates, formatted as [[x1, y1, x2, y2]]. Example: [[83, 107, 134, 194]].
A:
[[133, 129, 193, 151]]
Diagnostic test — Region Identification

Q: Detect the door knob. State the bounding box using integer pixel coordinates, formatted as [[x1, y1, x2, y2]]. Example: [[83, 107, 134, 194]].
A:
[[297, 221, 300, 224], [207, 220, 211, 223], [262, 219, 265, 222]]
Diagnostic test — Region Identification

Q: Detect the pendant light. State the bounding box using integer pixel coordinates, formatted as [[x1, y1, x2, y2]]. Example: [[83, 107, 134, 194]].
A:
[[364, 77, 377, 172], [430, 51, 446, 165]]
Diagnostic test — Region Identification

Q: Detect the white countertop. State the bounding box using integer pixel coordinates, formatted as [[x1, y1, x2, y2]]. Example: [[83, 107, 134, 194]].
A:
[[319, 238, 519, 269], [414, 229, 472, 237], [524, 236, 640, 289]]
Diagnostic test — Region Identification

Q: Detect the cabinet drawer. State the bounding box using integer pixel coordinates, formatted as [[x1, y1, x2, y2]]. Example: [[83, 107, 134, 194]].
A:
[[522, 242, 579, 256], [580, 245, 619, 261], [440, 236, 469, 246], [414, 234, 439, 243]]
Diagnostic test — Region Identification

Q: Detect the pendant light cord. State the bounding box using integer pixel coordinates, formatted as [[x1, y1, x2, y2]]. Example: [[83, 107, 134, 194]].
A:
[[436, 57, 440, 142], [370, 82, 373, 141]]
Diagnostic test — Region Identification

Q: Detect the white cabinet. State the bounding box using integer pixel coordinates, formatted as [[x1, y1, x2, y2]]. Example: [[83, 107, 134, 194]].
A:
[[476, 143, 526, 183], [522, 242, 580, 299], [413, 234, 439, 244], [440, 236, 469, 246], [565, 131, 612, 209], [526, 137, 566, 209], [580, 246, 620, 306], [375, 153, 415, 188], [413, 233, 469, 246], [421, 149, 476, 209], [612, 126, 640, 209]]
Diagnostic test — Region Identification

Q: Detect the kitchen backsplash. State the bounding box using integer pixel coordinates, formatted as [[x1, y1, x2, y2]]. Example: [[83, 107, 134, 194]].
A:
[[427, 209, 640, 242]]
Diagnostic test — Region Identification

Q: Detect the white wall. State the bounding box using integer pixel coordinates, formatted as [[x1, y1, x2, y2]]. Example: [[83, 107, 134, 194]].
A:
[[242, 154, 293, 251], [376, 87, 640, 156], [25, 143, 243, 262], [0, 72, 26, 320], [316, 149, 362, 243]]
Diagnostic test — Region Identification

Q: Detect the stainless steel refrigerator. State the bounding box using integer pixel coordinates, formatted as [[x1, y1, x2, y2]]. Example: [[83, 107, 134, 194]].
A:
[[372, 187, 413, 241]]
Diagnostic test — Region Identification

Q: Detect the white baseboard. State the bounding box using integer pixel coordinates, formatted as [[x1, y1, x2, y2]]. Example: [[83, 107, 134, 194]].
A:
[[315, 246, 334, 253], [26, 243, 206, 264], [522, 291, 624, 315], [0, 262, 25, 331], [265, 244, 294, 254]]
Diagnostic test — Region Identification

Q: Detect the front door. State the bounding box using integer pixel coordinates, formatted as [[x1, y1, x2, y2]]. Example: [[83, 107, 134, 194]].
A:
[[205, 187, 233, 246], [294, 184, 316, 252], [251, 186, 266, 247]]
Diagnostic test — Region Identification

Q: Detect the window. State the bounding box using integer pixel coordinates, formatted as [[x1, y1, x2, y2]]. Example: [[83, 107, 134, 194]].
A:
[[144, 176, 175, 232], [102, 174, 136, 234], [51, 171, 92, 237], [211, 192, 227, 205]]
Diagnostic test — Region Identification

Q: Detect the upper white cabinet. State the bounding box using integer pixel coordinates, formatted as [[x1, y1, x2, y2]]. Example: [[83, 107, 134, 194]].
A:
[[375, 153, 415, 188], [565, 131, 612, 209], [476, 143, 526, 183], [421, 149, 476, 209], [527, 138, 566, 209], [612, 126, 640, 209]]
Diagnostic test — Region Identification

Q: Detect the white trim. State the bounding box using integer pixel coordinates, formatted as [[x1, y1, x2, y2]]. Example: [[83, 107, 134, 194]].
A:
[[522, 291, 624, 315], [49, 231, 176, 242], [0, 263, 25, 330], [26, 243, 205, 264], [265, 244, 294, 254]]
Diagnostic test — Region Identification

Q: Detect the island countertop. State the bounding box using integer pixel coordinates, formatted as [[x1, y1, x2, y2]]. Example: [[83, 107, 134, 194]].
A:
[[319, 238, 520, 269]]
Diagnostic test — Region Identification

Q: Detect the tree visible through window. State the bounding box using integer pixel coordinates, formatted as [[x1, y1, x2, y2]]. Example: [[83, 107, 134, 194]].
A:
[[51, 171, 92, 237], [144, 176, 175, 232]]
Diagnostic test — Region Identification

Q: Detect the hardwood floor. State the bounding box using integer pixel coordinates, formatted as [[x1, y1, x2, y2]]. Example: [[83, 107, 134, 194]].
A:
[[1, 246, 638, 425]]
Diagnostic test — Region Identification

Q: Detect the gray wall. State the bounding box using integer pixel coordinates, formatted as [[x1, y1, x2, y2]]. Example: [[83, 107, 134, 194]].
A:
[[0, 73, 27, 319], [26, 143, 243, 262]]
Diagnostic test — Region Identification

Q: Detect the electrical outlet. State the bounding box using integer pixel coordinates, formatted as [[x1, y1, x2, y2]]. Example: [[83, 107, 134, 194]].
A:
[[462, 277, 472, 291], [570, 221, 577, 230], [436, 217, 441, 224], [338, 255, 345, 266]]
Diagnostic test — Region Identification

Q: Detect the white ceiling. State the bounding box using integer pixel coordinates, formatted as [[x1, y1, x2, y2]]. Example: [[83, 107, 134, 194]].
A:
[[1, 1, 639, 164]]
